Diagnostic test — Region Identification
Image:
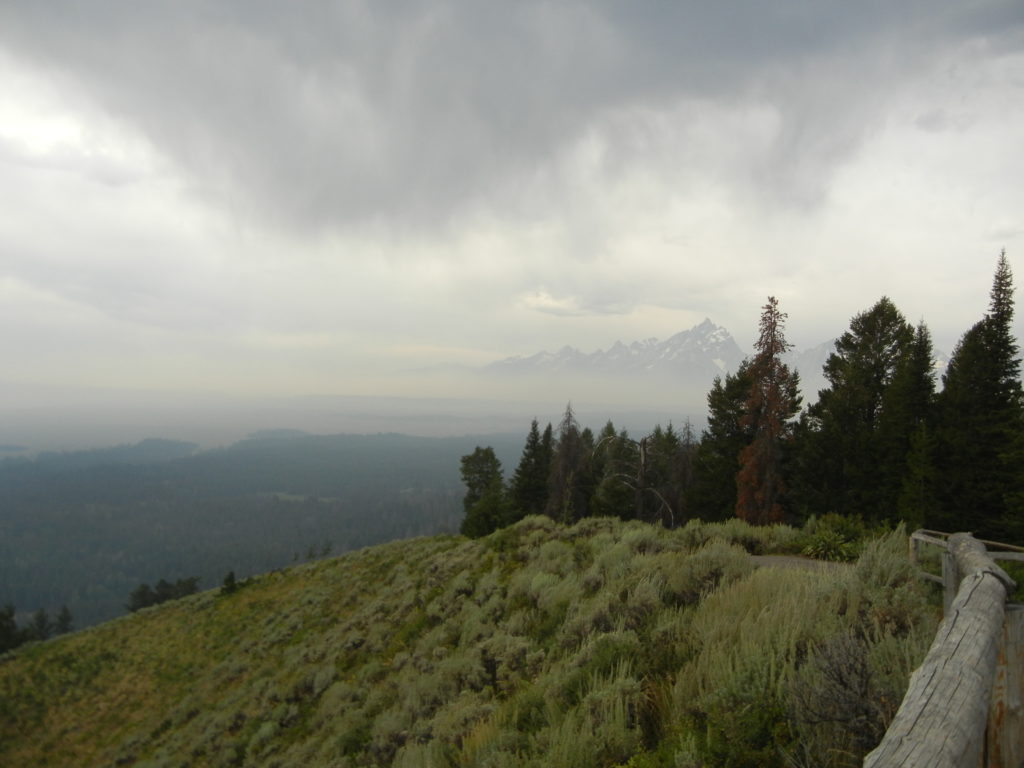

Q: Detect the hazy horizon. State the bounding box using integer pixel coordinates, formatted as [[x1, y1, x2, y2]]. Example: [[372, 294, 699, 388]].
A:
[[1, 3, 1021, 444], [0, 386, 714, 455]]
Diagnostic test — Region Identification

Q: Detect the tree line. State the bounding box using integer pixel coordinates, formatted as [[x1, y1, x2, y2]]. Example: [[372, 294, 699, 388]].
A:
[[126, 577, 200, 613], [0, 604, 73, 653], [461, 252, 1023, 542]]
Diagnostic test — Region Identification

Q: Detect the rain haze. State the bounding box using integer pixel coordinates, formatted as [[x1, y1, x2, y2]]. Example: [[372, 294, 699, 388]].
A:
[[1, 1, 1023, 449]]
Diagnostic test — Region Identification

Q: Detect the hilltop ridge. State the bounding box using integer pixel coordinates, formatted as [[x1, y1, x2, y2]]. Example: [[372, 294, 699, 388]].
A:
[[0, 516, 936, 768]]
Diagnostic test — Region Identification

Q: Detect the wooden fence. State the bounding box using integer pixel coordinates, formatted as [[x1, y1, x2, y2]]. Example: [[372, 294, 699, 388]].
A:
[[863, 531, 1023, 768]]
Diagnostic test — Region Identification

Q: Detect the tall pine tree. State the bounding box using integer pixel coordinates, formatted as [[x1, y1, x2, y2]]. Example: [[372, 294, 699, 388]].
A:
[[795, 298, 929, 522], [589, 422, 639, 520], [459, 446, 509, 538], [691, 362, 754, 521], [735, 297, 801, 524], [545, 403, 592, 523], [509, 419, 554, 520], [934, 251, 1023, 537]]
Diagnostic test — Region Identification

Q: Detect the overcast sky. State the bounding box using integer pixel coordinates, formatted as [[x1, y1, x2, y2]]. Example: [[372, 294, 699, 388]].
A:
[[1, 1, 1023, 407]]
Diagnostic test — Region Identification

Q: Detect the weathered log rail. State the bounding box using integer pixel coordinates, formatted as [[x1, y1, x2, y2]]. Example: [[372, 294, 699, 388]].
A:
[[909, 529, 1024, 613], [863, 531, 1023, 768]]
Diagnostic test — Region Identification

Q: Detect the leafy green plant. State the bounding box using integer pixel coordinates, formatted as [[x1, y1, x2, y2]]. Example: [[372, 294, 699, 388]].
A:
[[801, 528, 858, 561]]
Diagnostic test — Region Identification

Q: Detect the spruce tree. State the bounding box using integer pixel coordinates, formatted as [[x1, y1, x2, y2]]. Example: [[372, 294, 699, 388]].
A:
[[691, 362, 754, 520], [876, 322, 936, 519], [897, 423, 938, 531], [510, 419, 553, 519], [545, 403, 591, 523], [735, 297, 801, 524], [644, 423, 685, 527], [672, 420, 699, 525], [55, 605, 73, 635], [589, 422, 639, 520], [27, 609, 52, 642], [935, 251, 1023, 537], [795, 297, 919, 521], [459, 446, 508, 537], [0, 604, 20, 652], [459, 447, 504, 512], [987, 250, 1020, 390], [127, 583, 156, 612]]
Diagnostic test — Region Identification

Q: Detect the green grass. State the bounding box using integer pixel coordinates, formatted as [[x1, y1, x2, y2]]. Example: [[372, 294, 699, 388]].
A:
[[0, 517, 937, 768]]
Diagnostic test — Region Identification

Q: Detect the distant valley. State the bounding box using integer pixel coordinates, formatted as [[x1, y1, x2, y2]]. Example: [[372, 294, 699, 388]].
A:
[[0, 432, 527, 628]]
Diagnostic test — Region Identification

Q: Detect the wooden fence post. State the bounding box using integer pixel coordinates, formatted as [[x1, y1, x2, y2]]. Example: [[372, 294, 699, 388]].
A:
[[986, 604, 1024, 768], [864, 534, 1016, 768]]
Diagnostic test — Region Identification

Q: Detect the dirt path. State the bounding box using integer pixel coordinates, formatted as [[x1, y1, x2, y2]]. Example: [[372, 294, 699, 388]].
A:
[[750, 554, 850, 571]]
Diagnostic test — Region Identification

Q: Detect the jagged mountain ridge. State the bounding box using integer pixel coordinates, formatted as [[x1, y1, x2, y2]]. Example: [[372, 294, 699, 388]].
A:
[[484, 318, 746, 379], [478, 320, 945, 408]]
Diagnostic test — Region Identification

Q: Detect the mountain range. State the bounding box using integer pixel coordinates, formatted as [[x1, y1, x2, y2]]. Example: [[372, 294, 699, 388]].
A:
[[481, 318, 839, 402], [479, 318, 948, 407], [485, 318, 745, 379]]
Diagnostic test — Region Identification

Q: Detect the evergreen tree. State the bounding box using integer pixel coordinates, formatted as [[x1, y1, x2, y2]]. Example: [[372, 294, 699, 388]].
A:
[[460, 480, 512, 538], [735, 297, 801, 524], [27, 609, 52, 642], [988, 250, 1020, 391], [127, 577, 200, 612], [589, 421, 694, 525], [935, 251, 1024, 537], [578, 426, 598, 515], [896, 424, 938, 531], [127, 583, 156, 613], [510, 420, 553, 519], [545, 403, 592, 523], [459, 446, 504, 513], [590, 422, 639, 520], [876, 322, 936, 519], [154, 579, 176, 604], [691, 362, 754, 520], [643, 423, 686, 527], [795, 297, 920, 521], [675, 420, 699, 524], [589, 420, 619, 485], [221, 571, 239, 595], [0, 604, 20, 653], [671, 417, 704, 528], [175, 577, 200, 599], [459, 446, 508, 537], [55, 605, 73, 635]]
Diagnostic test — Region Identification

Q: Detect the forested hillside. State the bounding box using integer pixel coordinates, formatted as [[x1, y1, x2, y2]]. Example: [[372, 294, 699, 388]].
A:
[[0, 516, 937, 768], [0, 432, 523, 629], [459, 254, 1024, 546]]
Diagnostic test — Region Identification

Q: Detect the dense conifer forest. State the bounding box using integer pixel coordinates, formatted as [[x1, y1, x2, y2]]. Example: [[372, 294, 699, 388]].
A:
[[460, 254, 1023, 547]]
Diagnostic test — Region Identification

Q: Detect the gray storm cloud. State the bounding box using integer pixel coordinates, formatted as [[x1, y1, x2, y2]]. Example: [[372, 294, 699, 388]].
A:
[[2, 1, 1020, 234]]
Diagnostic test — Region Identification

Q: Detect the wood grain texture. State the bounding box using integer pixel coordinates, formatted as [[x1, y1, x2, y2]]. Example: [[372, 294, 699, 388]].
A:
[[986, 606, 1024, 768], [863, 534, 1015, 768]]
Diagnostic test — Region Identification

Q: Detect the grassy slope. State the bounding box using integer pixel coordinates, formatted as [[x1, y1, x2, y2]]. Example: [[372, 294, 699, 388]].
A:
[[0, 517, 938, 768]]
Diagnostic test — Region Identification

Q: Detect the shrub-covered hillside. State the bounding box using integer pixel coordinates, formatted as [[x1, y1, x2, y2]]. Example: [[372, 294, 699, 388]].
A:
[[0, 516, 937, 768]]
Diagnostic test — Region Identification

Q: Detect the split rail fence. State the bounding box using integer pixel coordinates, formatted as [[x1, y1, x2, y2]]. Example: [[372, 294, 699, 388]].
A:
[[863, 530, 1023, 768]]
